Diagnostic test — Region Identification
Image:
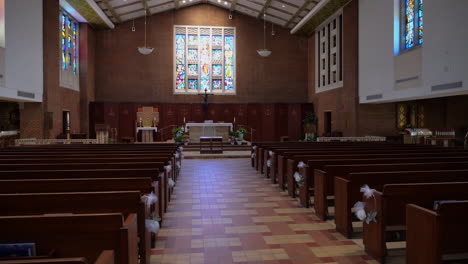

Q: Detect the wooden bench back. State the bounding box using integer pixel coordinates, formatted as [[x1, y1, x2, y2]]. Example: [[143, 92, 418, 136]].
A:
[[0, 191, 142, 217], [0, 214, 138, 264], [0, 168, 159, 180], [0, 177, 153, 194]]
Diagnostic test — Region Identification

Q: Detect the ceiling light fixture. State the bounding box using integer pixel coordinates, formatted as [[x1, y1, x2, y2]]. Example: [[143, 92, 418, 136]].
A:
[[224, 1, 228, 5], [137, 10, 154, 55], [257, 12, 271, 57]]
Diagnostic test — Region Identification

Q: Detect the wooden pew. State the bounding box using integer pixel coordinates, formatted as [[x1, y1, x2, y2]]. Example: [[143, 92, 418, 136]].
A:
[[294, 155, 468, 203], [406, 201, 468, 264], [335, 170, 468, 238], [275, 146, 460, 190], [313, 161, 468, 220], [362, 182, 468, 263], [0, 161, 175, 210], [0, 250, 114, 264], [0, 191, 148, 264], [0, 167, 166, 216], [257, 142, 438, 176], [292, 154, 468, 201], [0, 214, 137, 264]]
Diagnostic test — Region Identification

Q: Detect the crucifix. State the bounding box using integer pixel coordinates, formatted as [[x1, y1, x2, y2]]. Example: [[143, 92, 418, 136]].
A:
[[198, 89, 214, 120]]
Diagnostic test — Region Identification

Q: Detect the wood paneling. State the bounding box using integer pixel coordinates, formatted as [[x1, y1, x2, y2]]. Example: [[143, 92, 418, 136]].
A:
[[90, 102, 312, 141]]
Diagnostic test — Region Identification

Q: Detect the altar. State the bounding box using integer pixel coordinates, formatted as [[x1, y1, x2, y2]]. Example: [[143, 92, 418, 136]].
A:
[[185, 122, 233, 143]]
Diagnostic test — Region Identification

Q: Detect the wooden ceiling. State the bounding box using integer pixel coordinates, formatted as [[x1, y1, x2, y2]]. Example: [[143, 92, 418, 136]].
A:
[[93, 0, 323, 28]]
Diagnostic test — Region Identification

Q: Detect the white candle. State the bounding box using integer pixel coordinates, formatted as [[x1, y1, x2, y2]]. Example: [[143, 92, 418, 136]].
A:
[[183, 117, 186, 123]]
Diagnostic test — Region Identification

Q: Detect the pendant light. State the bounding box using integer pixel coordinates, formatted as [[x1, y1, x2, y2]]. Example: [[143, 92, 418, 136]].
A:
[[138, 10, 154, 55], [257, 12, 271, 57]]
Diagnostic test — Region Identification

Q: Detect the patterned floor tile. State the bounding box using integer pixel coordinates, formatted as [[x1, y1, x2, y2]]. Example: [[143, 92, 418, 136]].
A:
[[152, 159, 381, 264]]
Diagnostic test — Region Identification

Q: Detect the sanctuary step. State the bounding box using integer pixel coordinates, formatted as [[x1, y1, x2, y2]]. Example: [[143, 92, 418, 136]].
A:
[[181, 142, 251, 152]]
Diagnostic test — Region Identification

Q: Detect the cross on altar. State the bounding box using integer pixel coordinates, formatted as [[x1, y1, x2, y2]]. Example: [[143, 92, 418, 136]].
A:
[[198, 89, 214, 105], [198, 89, 214, 120]]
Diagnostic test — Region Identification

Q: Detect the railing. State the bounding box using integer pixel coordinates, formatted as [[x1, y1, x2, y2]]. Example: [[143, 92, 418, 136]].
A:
[[158, 125, 178, 142], [317, 136, 386, 142]]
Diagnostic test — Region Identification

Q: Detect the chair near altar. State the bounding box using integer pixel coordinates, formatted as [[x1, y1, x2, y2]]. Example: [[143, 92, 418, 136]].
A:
[[136, 106, 159, 143]]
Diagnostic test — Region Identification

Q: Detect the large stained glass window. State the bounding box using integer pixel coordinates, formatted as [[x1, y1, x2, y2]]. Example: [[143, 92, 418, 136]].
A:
[[174, 26, 236, 94], [59, 10, 79, 91], [403, 0, 423, 50]]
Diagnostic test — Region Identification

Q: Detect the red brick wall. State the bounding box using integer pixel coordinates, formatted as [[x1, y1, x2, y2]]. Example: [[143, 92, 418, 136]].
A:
[[308, 0, 398, 137], [19, 0, 94, 139], [79, 24, 96, 136], [308, 0, 361, 136], [94, 4, 309, 103]]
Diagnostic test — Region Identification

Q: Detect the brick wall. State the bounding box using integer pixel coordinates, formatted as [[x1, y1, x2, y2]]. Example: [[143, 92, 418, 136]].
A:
[[94, 4, 309, 103], [79, 24, 96, 136], [19, 0, 94, 139]]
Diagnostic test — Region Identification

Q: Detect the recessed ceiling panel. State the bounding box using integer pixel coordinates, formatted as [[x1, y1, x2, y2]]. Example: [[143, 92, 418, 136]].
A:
[[270, 1, 296, 14], [237, 0, 262, 11], [284, 0, 305, 8], [110, 0, 140, 8], [235, 5, 259, 18], [115, 3, 144, 15], [150, 3, 175, 14], [120, 10, 146, 21], [266, 8, 290, 21]]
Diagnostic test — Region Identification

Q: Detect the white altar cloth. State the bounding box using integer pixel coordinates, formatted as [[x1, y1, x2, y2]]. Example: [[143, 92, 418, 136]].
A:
[[184, 123, 233, 132]]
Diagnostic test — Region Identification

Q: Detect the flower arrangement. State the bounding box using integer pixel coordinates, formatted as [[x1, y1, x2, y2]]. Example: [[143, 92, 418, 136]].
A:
[[353, 184, 378, 224], [229, 131, 237, 145], [182, 134, 190, 145], [172, 127, 184, 143], [237, 127, 248, 139]]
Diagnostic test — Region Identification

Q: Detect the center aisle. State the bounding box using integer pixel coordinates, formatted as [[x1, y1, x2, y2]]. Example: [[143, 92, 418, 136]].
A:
[[152, 159, 378, 264]]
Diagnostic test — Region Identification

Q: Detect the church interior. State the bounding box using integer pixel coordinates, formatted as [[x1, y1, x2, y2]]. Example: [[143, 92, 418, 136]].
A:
[[0, 0, 468, 263]]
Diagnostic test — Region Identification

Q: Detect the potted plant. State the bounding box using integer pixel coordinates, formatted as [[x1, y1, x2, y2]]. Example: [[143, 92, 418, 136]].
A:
[[237, 127, 248, 139], [229, 131, 237, 145], [172, 127, 184, 143], [236, 137, 243, 145]]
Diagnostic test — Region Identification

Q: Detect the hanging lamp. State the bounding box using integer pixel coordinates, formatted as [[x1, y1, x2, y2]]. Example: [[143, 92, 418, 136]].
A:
[[257, 12, 271, 57], [138, 10, 154, 55]]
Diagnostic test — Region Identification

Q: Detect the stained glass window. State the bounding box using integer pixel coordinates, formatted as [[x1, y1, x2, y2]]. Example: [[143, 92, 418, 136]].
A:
[[59, 10, 79, 91], [403, 0, 423, 50], [174, 26, 236, 94]]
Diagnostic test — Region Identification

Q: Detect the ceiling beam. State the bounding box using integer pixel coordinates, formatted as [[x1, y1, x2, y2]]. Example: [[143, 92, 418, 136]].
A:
[[113, 1, 174, 17], [101, 0, 122, 23], [257, 0, 273, 19], [230, 0, 238, 11], [141, 0, 150, 14], [275, 0, 300, 9], [236, 3, 261, 16], [285, 0, 316, 28], [268, 5, 294, 16]]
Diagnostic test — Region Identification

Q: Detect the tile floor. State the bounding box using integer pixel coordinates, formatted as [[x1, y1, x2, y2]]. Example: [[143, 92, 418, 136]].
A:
[[151, 159, 386, 264]]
